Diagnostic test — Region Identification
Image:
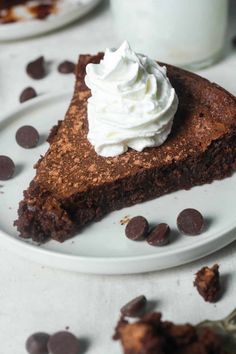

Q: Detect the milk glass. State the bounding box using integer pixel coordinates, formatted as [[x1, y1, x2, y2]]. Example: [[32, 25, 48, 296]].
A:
[[110, 0, 229, 69]]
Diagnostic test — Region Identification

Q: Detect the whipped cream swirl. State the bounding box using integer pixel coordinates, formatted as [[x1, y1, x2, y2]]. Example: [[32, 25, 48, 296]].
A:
[[85, 41, 178, 157]]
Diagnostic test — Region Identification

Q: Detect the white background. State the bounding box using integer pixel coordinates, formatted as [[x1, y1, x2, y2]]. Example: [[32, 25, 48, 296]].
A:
[[0, 1, 236, 353]]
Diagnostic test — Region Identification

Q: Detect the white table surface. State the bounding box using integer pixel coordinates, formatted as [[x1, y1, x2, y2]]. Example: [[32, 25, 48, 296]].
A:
[[0, 1, 236, 353]]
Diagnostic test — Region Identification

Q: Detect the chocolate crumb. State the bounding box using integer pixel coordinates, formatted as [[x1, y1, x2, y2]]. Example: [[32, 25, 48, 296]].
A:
[[194, 264, 221, 302], [27, 3, 55, 20], [120, 215, 131, 225]]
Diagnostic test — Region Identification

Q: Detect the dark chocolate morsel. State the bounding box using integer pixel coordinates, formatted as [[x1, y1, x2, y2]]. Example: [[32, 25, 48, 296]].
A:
[[25, 332, 50, 354], [16, 125, 40, 149], [26, 56, 46, 80], [125, 216, 149, 241], [147, 223, 170, 246], [177, 208, 204, 235], [121, 295, 147, 317], [0, 155, 15, 180], [20, 87, 37, 103], [58, 61, 75, 74], [47, 331, 80, 354]]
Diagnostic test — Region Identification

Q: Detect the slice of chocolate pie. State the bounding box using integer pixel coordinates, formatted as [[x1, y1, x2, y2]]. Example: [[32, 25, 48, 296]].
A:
[[15, 45, 236, 242]]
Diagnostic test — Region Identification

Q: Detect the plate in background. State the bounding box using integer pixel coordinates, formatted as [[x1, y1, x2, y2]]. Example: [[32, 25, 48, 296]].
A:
[[0, 0, 102, 40], [0, 92, 235, 274]]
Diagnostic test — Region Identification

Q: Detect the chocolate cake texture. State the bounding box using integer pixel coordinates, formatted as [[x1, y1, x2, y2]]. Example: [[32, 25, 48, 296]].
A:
[[14, 53, 236, 242]]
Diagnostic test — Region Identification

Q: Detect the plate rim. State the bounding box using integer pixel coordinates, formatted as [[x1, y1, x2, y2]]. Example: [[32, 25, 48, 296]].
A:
[[1, 226, 236, 274], [0, 91, 236, 274], [0, 0, 102, 40]]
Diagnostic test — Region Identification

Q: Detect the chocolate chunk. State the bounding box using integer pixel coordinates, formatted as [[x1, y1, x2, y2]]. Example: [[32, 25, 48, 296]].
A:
[[20, 87, 37, 103], [125, 216, 149, 241], [58, 61, 75, 74], [121, 295, 147, 317], [25, 332, 50, 354], [177, 208, 204, 235], [0, 155, 15, 180], [28, 4, 54, 20], [147, 223, 170, 246], [26, 56, 46, 80], [194, 264, 221, 302], [114, 310, 227, 353], [16, 125, 40, 148], [47, 331, 80, 354]]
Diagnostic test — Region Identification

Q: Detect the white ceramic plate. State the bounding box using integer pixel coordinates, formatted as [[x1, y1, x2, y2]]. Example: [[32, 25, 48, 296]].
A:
[[0, 91, 235, 274], [0, 0, 102, 40]]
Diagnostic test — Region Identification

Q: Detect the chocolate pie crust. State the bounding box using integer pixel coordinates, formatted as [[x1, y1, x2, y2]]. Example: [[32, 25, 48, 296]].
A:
[[14, 53, 236, 242]]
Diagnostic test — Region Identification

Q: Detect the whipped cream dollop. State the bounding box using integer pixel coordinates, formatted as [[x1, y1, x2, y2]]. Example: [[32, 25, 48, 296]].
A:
[[85, 41, 179, 157]]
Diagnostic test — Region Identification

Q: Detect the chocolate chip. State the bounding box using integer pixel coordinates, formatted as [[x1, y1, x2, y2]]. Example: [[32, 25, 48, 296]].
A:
[[121, 295, 147, 317], [25, 332, 50, 354], [26, 56, 46, 80], [58, 61, 75, 74], [20, 87, 37, 103], [47, 331, 80, 354], [16, 125, 40, 148], [0, 155, 15, 180], [125, 216, 149, 241], [177, 208, 204, 235], [147, 223, 170, 246]]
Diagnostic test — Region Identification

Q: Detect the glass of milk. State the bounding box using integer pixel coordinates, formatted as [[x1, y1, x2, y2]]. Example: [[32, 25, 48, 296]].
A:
[[110, 0, 229, 69]]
